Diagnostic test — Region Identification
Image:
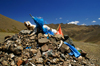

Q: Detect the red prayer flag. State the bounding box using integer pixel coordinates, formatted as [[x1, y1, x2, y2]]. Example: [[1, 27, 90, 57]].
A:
[[56, 24, 63, 36]]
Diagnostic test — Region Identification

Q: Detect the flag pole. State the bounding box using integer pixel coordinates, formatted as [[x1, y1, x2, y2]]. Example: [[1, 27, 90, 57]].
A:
[[29, 14, 32, 17], [56, 24, 61, 31]]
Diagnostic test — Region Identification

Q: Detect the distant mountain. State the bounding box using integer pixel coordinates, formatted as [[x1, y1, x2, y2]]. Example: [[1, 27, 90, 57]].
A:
[[0, 14, 26, 33], [0, 14, 100, 44], [47, 24, 100, 44]]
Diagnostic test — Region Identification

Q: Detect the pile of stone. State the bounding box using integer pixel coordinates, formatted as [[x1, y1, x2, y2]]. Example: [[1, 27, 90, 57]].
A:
[[0, 30, 95, 66]]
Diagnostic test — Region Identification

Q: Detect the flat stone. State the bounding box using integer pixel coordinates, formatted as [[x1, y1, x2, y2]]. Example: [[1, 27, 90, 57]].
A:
[[48, 44, 54, 50], [54, 34, 64, 40], [60, 44, 70, 53], [53, 52, 60, 58], [35, 58, 43, 64], [9, 53, 15, 58], [25, 52, 30, 58], [34, 49, 41, 60], [37, 64, 43, 66], [50, 58, 59, 63], [2, 60, 8, 66], [15, 39, 21, 44], [78, 56, 82, 60], [63, 61, 70, 66], [11, 61, 15, 66], [30, 49, 37, 54], [65, 38, 73, 46], [38, 38, 49, 44], [20, 30, 31, 35], [49, 38, 57, 44], [11, 34, 18, 40], [38, 33, 43, 39], [30, 36, 36, 40], [14, 46, 23, 55], [41, 44, 48, 52], [59, 58, 64, 62]]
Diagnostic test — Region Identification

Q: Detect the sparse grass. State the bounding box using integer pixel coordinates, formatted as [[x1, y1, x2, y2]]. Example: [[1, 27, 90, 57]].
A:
[[0, 14, 26, 33], [0, 32, 15, 43], [47, 24, 100, 45], [0, 28, 6, 32], [74, 41, 100, 64]]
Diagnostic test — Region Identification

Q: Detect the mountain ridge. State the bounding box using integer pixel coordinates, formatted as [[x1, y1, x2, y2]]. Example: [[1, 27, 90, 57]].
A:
[[0, 14, 26, 33], [0, 14, 100, 44], [47, 24, 100, 44]]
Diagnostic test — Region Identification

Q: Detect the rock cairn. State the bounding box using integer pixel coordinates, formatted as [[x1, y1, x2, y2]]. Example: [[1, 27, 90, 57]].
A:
[[0, 30, 96, 66]]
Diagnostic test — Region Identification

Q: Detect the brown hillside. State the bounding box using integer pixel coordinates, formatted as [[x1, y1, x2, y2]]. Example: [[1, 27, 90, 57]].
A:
[[0, 14, 100, 44], [47, 24, 100, 44], [0, 14, 26, 33]]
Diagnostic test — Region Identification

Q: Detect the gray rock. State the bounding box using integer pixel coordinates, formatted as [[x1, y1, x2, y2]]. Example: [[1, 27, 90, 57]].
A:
[[38, 33, 43, 39], [34, 49, 41, 60], [48, 44, 54, 50], [11, 34, 18, 40], [38, 38, 49, 45], [54, 34, 64, 40], [9, 53, 15, 58], [37, 64, 43, 66], [20, 30, 31, 35], [49, 37, 57, 44], [35, 58, 43, 64], [30, 36, 36, 40], [0, 27, 95, 66], [11, 60, 15, 66], [60, 44, 70, 53], [14, 46, 23, 55], [30, 49, 37, 55], [65, 38, 73, 46], [15, 39, 21, 44], [41, 44, 48, 52], [63, 61, 70, 66], [2, 60, 8, 66]]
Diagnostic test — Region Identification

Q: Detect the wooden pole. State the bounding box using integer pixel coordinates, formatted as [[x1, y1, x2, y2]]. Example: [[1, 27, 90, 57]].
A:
[[29, 14, 32, 17], [56, 24, 61, 31]]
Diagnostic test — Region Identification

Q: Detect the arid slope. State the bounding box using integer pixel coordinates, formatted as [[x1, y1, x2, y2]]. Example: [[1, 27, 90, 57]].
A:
[[0, 14, 26, 33]]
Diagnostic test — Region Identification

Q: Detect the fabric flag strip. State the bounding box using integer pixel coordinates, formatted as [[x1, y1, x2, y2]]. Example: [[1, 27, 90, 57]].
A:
[[64, 42, 81, 58], [31, 15, 54, 35], [56, 24, 63, 36], [43, 28, 54, 35], [32, 17, 44, 31]]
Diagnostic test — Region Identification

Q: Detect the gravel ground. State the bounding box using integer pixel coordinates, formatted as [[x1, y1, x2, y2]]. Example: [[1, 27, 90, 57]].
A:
[[0, 32, 100, 65], [73, 41, 100, 66]]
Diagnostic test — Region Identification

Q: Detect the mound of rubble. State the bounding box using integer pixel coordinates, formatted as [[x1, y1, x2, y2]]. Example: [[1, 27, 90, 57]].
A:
[[0, 30, 96, 66]]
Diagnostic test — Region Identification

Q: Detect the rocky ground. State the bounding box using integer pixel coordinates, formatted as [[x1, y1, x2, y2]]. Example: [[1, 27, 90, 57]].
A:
[[73, 41, 100, 66], [0, 30, 99, 66]]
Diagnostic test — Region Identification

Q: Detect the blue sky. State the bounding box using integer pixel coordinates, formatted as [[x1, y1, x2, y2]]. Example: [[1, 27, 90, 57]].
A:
[[0, 0, 100, 25]]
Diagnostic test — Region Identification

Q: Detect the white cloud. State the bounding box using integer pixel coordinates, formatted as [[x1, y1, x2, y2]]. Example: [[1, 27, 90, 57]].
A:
[[68, 21, 79, 25], [59, 17, 62, 19], [81, 23, 86, 25], [98, 18, 100, 20], [86, 18, 88, 20], [92, 20, 96, 23], [37, 17, 42, 19]]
